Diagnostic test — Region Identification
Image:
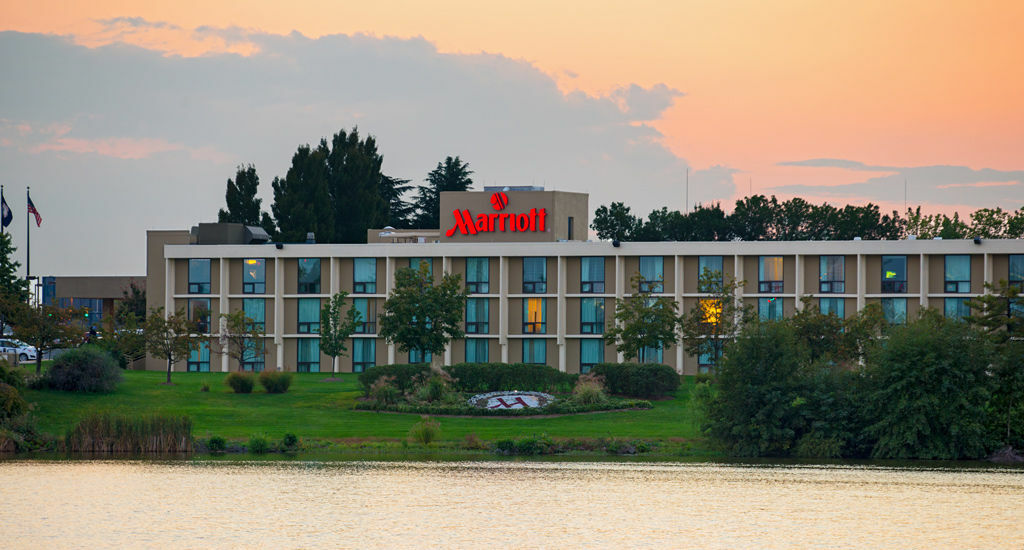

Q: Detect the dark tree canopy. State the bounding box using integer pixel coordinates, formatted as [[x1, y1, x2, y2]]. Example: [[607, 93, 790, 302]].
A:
[[217, 164, 275, 237], [380, 174, 416, 229], [0, 233, 29, 303], [412, 156, 474, 229]]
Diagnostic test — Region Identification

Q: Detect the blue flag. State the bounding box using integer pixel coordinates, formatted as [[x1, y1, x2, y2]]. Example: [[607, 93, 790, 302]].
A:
[[0, 192, 11, 228]]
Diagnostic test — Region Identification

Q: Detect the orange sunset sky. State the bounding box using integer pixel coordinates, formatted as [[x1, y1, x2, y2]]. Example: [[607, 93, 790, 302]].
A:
[[1, 1, 1022, 274]]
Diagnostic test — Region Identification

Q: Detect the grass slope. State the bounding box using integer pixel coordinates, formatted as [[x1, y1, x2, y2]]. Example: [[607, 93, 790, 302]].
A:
[[23, 371, 701, 443]]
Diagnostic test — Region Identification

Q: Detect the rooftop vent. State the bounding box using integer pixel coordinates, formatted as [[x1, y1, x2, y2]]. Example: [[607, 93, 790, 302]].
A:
[[306, 232, 316, 244]]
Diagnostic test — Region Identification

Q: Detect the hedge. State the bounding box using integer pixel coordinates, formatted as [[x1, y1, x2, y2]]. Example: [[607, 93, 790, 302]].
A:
[[354, 398, 653, 416], [357, 364, 432, 395], [443, 363, 577, 393], [590, 363, 680, 398]]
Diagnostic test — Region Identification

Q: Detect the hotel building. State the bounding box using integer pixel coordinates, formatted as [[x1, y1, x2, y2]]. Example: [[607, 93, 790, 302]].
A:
[[145, 188, 1024, 375]]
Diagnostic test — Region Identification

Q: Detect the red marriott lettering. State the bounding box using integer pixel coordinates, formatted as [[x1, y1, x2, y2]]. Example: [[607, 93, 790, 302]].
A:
[[445, 207, 547, 237]]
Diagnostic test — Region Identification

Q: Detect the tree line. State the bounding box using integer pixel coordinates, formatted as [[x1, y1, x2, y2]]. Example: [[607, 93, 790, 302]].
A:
[[216, 127, 474, 242], [592, 196, 1024, 242]]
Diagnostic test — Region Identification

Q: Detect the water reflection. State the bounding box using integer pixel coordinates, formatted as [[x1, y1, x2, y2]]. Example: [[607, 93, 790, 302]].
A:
[[1, 461, 1022, 548]]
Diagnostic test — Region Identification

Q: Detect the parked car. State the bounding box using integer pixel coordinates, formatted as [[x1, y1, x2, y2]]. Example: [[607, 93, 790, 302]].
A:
[[0, 339, 38, 362]]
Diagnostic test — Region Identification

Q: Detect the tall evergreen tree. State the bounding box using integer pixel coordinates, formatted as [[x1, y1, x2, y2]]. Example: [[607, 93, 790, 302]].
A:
[[380, 174, 416, 229], [412, 156, 474, 229], [271, 143, 335, 243], [217, 164, 275, 236], [327, 128, 388, 242], [0, 233, 29, 302]]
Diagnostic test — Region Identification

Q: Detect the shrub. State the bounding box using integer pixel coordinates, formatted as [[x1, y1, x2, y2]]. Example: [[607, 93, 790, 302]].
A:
[[65, 412, 192, 453], [408, 417, 441, 445], [0, 383, 27, 420], [281, 433, 299, 451], [493, 434, 557, 455], [225, 372, 255, 394], [462, 433, 486, 450], [248, 434, 269, 454], [199, 381, 210, 392], [0, 360, 25, 390], [794, 433, 844, 458], [259, 370, 293, 394], [358, 364, 431, 395], [443, 362, 577, 393], [591, 363, 680, 398], [411, 372, 456, 404], [207, 435, 226, 453], [369, 376, 400, 406], [46, 346, 122, 393], [570, 373, 608, 405]]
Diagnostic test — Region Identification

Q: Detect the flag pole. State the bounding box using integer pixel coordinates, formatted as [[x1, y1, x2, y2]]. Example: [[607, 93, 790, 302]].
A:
[[1, 185, 4, 236], [26, 186, 30, 303]]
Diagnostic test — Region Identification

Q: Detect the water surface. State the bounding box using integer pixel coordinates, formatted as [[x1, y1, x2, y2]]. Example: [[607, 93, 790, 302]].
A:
[[2, 460, 1022, 548]]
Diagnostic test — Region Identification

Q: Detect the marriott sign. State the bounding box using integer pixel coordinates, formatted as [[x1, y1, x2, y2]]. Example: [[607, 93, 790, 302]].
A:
[[439, 188, 589, 243]]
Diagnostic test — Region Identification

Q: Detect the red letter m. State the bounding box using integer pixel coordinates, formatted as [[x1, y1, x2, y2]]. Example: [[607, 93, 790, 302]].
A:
[[445, 209, 478, 237]]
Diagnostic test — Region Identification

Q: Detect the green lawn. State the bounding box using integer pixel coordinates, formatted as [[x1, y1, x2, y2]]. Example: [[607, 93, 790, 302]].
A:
[[23, 370, 702, 443]]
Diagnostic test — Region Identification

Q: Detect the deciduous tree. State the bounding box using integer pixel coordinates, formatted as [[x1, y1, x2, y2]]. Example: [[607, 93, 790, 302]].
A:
[[212, 310, 265, 372], [378, 263, 466, 368], [605, 275, 680, 363], [319, 291, 362, 373], [679, 270, 750, 373], [143, 308, 199, 384], [13, 305, 84, 374]]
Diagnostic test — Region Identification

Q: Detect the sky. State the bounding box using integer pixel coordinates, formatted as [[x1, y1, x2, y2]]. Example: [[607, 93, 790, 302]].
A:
[[1, 1, 1022, 276]]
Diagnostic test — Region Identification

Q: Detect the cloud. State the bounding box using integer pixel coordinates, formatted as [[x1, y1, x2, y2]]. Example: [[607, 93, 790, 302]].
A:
[[95, 17, 180, 30], [770, 158, 1024, 207], [0, 30, 696, 275]]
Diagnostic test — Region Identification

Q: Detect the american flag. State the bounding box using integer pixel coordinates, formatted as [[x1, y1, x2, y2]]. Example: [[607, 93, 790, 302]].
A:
[[27, 194, 41, 227]]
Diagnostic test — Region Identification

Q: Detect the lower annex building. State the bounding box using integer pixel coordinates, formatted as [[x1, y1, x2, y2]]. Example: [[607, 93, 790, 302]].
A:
[[145, 187, 1024, 375]]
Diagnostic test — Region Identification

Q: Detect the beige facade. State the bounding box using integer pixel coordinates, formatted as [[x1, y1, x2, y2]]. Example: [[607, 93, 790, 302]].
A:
[[145, 226, 1024, 375]]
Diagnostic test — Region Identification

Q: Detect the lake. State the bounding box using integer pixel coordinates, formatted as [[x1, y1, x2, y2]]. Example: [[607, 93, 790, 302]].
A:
[[1, 460, 1022, 548]]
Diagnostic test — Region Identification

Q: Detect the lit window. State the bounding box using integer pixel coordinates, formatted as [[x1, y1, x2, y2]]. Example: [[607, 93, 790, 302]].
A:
[[523, 298, 546, 334], [758, 256, 783, 293], [881, 256, 907, 293], [243, 258, 266, 294], [698, 299, 723, 325]]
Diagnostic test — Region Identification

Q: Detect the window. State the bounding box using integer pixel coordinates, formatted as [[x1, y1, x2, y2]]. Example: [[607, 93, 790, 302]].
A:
[[819, 297, 845, 318], [580, 339, 603, 373], [523, 257, 547, 293], [353, 298, 376, 334], [568, 216, 574, 240], [639, 344, 663, 364], [639, 256, 664, 293], [297, 339, 320, 372], [523, 298, 546, 334], [523, 339, 546, 365], [758, 256, 784, 293], [759, 297, 784, 321], [698, 256, 724, 292], [881, 256, 907, 293], [298, 258, 321, 294], [243, 298, 265, 332], [241, 338, 264, 372], [1010, 255, 1024, 290], [353, 258, 377, 293], [409, 348, 432, 364], [581, 257, 605, 293], [580, 298, 604, 334], [466, 258, 489, 294], [466, 339, 489, 362], [297, 298, 320, 334], [352, 338, 375, 372], [466, 298, 489, 334], [243, 258, 266, 294], [882, 298, 907, 324], [188, 259, 211, 294], [188, 341, 210, 372], [944, 255, 971, 293], [945, 298, 970, 320], [189, 298, 211, 333], [409, 257, 433, 277], [819, 256, 845, 293]]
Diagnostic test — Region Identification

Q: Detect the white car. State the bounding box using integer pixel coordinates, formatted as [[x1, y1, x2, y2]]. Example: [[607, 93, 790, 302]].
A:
[[0, 339, 37, 362]]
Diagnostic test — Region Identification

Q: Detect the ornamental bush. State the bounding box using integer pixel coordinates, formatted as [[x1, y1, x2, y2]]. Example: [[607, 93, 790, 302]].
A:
[[408, 417, 441, 445], [258, 370, 293, 394], [225, 372, 255, 394], [0, 383, 27, 420], [358, 364, 431, 395], [443, 362, 577, 393], [46, 346, 122, 393], [590, 363, 679, 398], [0, 360, 25, 390]]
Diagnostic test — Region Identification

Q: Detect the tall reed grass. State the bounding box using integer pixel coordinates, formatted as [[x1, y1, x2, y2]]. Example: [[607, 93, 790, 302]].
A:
[[65, 412, 193, 453]]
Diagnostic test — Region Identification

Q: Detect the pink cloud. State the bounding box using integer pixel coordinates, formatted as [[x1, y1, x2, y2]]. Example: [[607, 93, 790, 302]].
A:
[[29, 137, 183, 159]]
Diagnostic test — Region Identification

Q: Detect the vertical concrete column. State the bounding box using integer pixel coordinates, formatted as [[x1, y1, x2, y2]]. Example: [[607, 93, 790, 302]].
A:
[[615, 254, 625, 363], [330, 257, 340, 373], [386, 256, 395, 365], [856, 254, 866, 311], [219, 258, 230, 372], [442, 256, 452, 367], [919, 253, 929, 309], [674, 255, 684, 375], [794, 254, 804, 310], [499, 256, 509, 363], [556, 256, 566, 372], [274, 257, 284, 370], [983, 253, 992, 294], [733, 255, 744, 322], [164, 258, 174, 316]]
